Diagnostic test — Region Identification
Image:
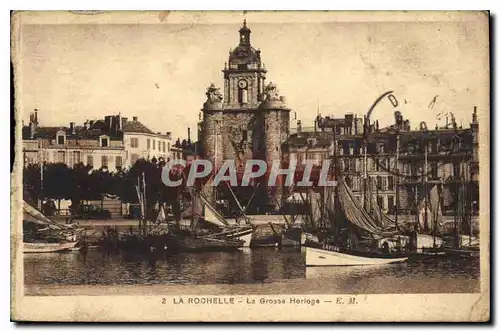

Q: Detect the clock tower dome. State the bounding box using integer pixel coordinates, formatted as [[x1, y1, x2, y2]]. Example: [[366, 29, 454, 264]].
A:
[[223, 19, 267, 109]]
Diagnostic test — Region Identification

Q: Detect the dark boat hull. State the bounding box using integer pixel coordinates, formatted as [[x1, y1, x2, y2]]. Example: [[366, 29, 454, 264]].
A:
[[444, 247, 480, 258], [166, 234, 243, 252]]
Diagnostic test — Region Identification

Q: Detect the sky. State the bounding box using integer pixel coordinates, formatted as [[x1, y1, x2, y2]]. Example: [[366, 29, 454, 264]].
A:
[[16, 11, 489, 141]]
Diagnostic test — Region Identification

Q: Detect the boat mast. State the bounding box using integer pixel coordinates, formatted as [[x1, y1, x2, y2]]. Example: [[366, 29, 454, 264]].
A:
[[468, 159, 473, 247], [395, 130, 400, 229], [363, 136, 368, 211], [38, 138, 44, 211], [424, 141, 429, 232], [332, 121, 343, 242], [214, 120, 218, 204]]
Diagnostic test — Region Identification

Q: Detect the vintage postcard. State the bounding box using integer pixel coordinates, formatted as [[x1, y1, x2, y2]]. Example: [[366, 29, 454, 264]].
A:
[[11, 10, 490, 322]]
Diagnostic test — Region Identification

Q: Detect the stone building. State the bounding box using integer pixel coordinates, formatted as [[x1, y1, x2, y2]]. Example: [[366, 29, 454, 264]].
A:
[[283, 108, 480, 215], [22, 110, 173, 172], [199, 20, 291, 211]]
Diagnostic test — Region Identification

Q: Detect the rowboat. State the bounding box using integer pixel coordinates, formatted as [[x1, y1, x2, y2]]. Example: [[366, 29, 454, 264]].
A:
[[24, 241, 78, 253]]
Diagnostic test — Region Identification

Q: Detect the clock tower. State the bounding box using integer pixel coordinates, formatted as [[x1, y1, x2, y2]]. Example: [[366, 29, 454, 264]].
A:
[[201, 20, 290, 212]]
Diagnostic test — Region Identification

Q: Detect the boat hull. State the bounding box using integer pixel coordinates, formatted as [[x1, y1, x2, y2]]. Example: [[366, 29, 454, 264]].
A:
[[223, 227, 254, 247], [306, 246, 409, 266], [166, 234, 243, 252], [445, 247, 480, 258], [24, 241, 78, 253]]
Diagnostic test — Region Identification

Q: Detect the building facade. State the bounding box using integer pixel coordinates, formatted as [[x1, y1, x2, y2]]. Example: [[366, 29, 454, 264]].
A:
[[22, 110, 173, 172], [283, 108, 480, 215]]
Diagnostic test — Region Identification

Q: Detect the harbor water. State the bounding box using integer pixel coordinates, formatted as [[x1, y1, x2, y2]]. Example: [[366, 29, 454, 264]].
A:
[[24, 247, 480, 295]]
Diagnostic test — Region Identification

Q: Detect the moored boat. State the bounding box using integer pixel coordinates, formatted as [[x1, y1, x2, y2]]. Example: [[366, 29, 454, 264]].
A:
[[444, 246, 480, 258], [166, 233, 244, 252], [24, 241, 78, 253], [306, 245, 409, 266]]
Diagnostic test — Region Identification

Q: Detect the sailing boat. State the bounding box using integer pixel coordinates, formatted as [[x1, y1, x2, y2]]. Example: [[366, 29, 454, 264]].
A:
[[197, 192, 254, 247], [165, 186, 245, 252], [305, 123, 410, 267], [23, 201, 80, 253]]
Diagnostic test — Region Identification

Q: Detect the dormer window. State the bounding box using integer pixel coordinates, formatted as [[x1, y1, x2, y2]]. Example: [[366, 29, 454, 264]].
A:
[[100, 135, 109, 147], [56, 131, 66, 145]]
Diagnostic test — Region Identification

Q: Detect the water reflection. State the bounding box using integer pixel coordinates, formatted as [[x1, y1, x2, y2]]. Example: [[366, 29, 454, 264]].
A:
[[24, 248, 480, 293]]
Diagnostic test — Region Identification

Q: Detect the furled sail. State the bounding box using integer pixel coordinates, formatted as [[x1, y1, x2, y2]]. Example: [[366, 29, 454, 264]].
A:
[[417, 184, 444, 233], [362, 177, 396, 229], [336, 179, 399, 238], [155, 205, 167, 224], [370, 194, 396, 229], [309, 189, 322, 224], [429, 184, 445, 232]]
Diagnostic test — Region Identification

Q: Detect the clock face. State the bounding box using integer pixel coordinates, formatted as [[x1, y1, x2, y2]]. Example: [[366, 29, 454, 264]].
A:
[[238, 79, 248, 89]]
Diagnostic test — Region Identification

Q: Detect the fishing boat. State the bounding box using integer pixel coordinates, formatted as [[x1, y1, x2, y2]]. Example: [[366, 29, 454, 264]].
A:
[[161, 186, 247, 252], [165, 232, 244, 252], [197, 192, 254, 247], [305, 123, 410, 267], [305, 179, 410, 266], [23, 200, 83, 253]]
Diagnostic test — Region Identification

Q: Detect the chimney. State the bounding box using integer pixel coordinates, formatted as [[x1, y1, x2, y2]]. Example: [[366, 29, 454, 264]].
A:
[[187, 127, 191, 143], [29, 109, 38, 139], [89, 120, 95, 127], [473, 106, 478, 124], [122, 117, 128, 127], [70, 122, 75, 135], [296, 120, 302, 137], [133, 116, 138, 122]]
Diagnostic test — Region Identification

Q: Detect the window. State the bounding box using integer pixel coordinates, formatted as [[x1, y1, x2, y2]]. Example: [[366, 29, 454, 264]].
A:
[[87, 155, 93, 167], [376, 176, 382, 190], [375, 158, 380, 172], [159, 141, 162, 151], [115, 156, 122, 171], [453, 163, 460, 178], [153, 140, 156, 150], [343, 159, 350, 172], [343, 143, 350, 156], [353, 142, 360, 155], [57, 151, 65, 163], [73, 151, 81, 165], [163, 142, 166, 153], [388, 176, 394, 190], [147, 139, 151, 149], [387, 196, 395, 211], [131, 154, 139, 165], [168, 142, 171, 151], [242, 130, 248, 142], [431, 163, 438, 179], [101, 137, 108, 147], [101, 155, 108, 168], [131, 138, 139, 148], [377, 196, 384, 209], [57, 135, 65, 145]]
